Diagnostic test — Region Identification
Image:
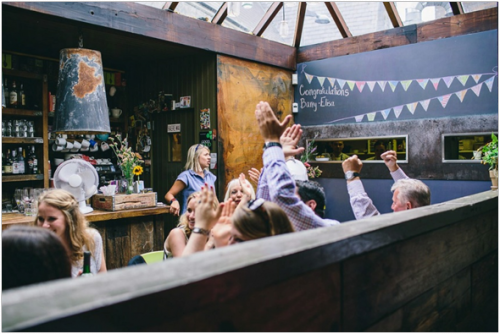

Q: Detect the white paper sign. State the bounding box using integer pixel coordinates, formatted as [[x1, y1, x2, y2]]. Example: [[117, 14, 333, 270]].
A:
[[167, 124, 181, 133], [210, 153, 217, 169]]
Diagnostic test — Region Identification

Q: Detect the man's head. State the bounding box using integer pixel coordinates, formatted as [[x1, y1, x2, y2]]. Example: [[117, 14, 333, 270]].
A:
[[390, 179, 430, 212], [295, 180, 326, 218], [329, 141, 344, 156]]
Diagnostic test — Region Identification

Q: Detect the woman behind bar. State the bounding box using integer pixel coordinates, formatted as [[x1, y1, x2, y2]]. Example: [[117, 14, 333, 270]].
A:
[[165, 144, 216, 216], [2, 225, 72, 290], [35, 189, 107, 277]]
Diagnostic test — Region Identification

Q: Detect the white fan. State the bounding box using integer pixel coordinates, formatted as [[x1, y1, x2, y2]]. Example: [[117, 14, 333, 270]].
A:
[[53, 159, 99, 214]]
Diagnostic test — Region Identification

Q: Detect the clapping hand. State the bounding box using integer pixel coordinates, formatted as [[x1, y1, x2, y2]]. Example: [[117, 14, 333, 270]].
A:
[[281, 124, 305, 159], [381, 150, 399, 172], [248, 167, 262, 185], [255, 101, 292, 143], [195, 183, 224, 231]]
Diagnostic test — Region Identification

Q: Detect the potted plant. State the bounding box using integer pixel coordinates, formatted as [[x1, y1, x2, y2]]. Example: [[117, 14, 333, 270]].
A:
[[475, 133, 498, 190]]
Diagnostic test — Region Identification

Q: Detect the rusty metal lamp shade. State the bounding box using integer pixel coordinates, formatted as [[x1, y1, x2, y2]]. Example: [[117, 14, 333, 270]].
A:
[[53, 48, 110, 134]]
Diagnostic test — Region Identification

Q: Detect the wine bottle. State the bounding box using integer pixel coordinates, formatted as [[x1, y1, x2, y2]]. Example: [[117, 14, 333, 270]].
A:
[[81, 251, 93, 277], [17, 147, 25, 174], [30, 146, 38, 174], [19, 83, 26, 109], [11, 149, 19, 174], [9, 80, 18, 108]]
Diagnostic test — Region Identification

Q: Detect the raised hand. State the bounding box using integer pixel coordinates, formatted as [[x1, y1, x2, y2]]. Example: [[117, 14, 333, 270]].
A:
[[195, 183, 224, 231], [281, 124, 305, 159], [248, 167, 262, 185], [255, 101, 292, 143], [381, 150, 399, 172], [342, 155, 363, 174]]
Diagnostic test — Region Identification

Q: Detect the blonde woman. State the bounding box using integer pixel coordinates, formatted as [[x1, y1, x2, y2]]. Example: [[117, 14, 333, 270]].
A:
[[165, 143, 216, 216], [211, 173, 256, 248], [35, 189, 106, 277]]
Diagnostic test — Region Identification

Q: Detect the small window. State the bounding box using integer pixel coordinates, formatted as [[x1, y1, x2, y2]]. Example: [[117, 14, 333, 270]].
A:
[[169, 133, 182, 162], [442, 132, 498, 163]]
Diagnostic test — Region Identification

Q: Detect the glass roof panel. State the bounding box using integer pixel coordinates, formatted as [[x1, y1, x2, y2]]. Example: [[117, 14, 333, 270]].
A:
[[462, 2, 498, 13], [136, 2, 167, 10], [336, 2, 393, 36], [222, 2, 273, 33], [175, 2, 223, 21], [262, 2, 298, 46], [300, 2, 343, 47], [395, 2, 453, 25]]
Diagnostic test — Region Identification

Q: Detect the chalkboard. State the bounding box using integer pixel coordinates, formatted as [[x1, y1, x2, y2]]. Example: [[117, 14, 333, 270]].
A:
[[295, 30, 498, 126]]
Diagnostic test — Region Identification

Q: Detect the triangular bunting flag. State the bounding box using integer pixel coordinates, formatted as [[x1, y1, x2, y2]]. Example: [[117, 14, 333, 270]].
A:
[[393, 106, 403, 118], [305, 73, 314, 84], [337, 79, 346, 89], [472, 74, 482, 83], [367, 81, 376, 92], [455, 90, 467, 102], [406, 102, 417, 114], [356, 81, 366, 93], [419, 99, 430, 111], [328, 78, 336, 87], [366, 112, 376, 121], [431, 78, 440, 90], [377, 81, 387, 92], [417, 79, 429, 90], [442, 76, 454, 88], [355, 115, 364, 122], [347, 81, 356, 91], [438, 94, 451, 108], [317, 76, 326, 87], [485, 76, 495, 92], [401, 80, 412, 91], [389, 81, 399, 92], [457, 75, 469, 86], [381, 109, 391, 120], [471, 83, 482, 97]]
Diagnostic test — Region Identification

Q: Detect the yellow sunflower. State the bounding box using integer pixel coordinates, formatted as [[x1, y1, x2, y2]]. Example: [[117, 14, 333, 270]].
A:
[[133, 165, 144, 176]]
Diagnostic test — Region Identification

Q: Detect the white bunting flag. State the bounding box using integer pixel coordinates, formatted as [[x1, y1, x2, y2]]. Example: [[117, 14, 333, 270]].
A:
[[367, 81, 376, 92], [471, 83, 482, 97], [355, 115, 364, 122], [337, 79, 346, 89], [419, 99, 431, 111], [417, 79, 429, 90], [317, 76, 326, 87], [305, 73, 314, 84], [381, 109, 391, 120], [328, 78, 336, 87], [393, 105, 403, 118], [377, 81, 387, 92], [485, 76, 495, 92]]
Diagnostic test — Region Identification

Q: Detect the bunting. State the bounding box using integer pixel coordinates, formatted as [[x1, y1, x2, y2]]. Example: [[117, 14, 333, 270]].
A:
[[301, 69, 497, 124]]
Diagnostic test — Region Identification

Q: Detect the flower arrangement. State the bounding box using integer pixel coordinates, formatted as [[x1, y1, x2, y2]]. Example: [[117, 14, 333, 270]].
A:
[[476, 133, 498, 171], [109, 134, 144, 194], [300, 132, 323, 179]]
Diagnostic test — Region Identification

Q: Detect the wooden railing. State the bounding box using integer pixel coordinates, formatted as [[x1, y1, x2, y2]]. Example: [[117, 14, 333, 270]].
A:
[[2, 191, 497, 331]]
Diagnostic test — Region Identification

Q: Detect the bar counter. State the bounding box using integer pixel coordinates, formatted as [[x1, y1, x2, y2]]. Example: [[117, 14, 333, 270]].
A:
[[2, 205, 170, 270]]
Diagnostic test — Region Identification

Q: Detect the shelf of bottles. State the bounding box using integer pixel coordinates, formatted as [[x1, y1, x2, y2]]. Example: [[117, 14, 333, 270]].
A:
[[2, 65, 47, 186]]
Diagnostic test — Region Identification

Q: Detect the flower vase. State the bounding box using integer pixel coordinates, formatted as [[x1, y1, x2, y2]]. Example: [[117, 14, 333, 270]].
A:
[[127, 177, 134, 194], [489, 169, 498, 190]]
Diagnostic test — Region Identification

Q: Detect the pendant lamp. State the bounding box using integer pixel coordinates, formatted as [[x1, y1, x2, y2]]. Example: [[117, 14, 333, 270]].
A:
[[53, 47, 110, 134]]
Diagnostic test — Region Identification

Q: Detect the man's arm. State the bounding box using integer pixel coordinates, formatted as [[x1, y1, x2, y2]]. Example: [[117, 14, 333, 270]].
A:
[[381, 150, 409, 181], [342, 155, 380, 220]]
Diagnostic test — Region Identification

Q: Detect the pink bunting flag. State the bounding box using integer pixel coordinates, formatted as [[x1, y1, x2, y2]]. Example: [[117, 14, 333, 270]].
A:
[[471, 83, 482, 97], [431, 78, 441, 90], [356, 81, 366, 93], [438, 94, 451, 108], [393, 106, 403, 118], [417, 79, 429, 90]]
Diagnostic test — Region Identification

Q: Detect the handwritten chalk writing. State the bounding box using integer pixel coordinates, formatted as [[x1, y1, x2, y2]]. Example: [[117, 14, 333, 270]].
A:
[[299, 85, 350, 99], [300, 98, 317, 112], [320, 97, 335, 107]]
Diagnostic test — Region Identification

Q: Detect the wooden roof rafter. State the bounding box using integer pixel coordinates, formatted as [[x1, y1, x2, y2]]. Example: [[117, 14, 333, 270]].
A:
[[162, 2, 178, 12], [212, 2, 228, 24], [383, 2, 403, 28], [293, 2, 307, 48], [450, 2, 464, 15], [253, 2, 283, 37], [325, 2, 352, 38]]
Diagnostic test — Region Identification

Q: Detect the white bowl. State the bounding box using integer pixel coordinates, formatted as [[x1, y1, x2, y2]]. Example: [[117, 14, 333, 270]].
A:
[[315, 158, 329, 161]]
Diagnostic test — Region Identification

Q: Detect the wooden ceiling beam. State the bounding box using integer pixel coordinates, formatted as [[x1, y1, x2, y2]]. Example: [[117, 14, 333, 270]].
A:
[[384, 2, 403, 28], [253, 2, 283, 37], [450, 2, 464, 15], [325, 2, 352, 38], [293, 2, 307, 48], [212, 3, 228, 24]]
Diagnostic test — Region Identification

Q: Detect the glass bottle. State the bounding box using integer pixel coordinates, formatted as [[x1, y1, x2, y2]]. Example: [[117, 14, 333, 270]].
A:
[[30, 146, 38, 174], [81, 251, 93, 277], [4, 149, 13, 174], [17, 147, 25, 174], [11, 149, 19, 174], [9, 80, 18, 108], [19, 83, 26, 109]]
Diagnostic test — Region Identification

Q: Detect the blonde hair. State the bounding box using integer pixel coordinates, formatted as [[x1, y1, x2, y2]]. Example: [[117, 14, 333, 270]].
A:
[[34, 189, 96, 265], [185, 144, 210, 173], [224, 178, 256, 202], [232, 201, 295, 240], [176, 191, 219, 238]]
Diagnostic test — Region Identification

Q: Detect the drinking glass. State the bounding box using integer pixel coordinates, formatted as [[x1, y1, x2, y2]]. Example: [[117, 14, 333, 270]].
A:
[[14, 189, 24, 214], [22, 188, 34, 217]]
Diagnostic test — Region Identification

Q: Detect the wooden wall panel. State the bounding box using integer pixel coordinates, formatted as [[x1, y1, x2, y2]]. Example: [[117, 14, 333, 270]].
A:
[[217, 55, 293, 194]]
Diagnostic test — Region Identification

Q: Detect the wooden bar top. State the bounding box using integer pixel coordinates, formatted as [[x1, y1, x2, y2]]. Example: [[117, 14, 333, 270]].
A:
[[1, 205, 170, 230]]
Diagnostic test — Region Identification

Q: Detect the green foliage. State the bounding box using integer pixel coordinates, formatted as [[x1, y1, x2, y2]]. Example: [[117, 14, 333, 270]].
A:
[[478, 133, 498, 170]]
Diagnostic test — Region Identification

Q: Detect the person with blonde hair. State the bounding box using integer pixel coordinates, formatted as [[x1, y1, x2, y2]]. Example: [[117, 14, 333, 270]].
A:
[[223, 173, 255, 205], [163, 191, 219, 258], [165, 143, 216, 216], [35, 189, 106, 277]]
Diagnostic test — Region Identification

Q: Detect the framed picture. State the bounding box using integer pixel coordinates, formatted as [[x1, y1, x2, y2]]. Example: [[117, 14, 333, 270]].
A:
[[180, 96, 191, 108]]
